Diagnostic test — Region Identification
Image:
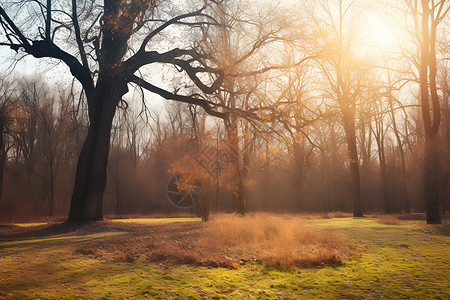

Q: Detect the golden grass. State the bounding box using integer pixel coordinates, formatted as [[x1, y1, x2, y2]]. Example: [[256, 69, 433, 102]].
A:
[[196, 213, 345, 267], [376, 215, 401, 225], [109, 217, 202, 224], [13, 222, 49, 227]]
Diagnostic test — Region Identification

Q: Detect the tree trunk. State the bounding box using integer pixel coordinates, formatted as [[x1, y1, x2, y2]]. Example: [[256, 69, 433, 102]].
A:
[[419, 0, 441, 224], [374, 122, 390, 213], [0, 115, 5, 205], [195, 180, 210, 222], [115, 160, 121, 216], [226, 118, 246, 215], [292, 142, 305, 209], [443, 79, 450, 217], [330, 124, 344, 211], [389, 98, 410, 213], [68, 87, 120, 222], [342, 111, 363, 217], [424, 137, 441, 224], [49, 152, 54, 217]]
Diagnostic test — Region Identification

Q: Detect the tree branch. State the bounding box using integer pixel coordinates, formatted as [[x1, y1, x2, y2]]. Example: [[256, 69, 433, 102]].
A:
[[72, 0, 90, 68], [0, 6, 31, 47], [137, 6, 208, 53], [130, 75, 228, 119]]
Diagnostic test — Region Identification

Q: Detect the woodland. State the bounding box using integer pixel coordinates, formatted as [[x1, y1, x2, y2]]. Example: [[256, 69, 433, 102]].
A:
[[0, 1, 449, 298], [0, 0, 448, 223]]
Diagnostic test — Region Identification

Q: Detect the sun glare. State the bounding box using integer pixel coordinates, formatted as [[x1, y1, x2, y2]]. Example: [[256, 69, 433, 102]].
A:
[[364, 13, 397, 52]]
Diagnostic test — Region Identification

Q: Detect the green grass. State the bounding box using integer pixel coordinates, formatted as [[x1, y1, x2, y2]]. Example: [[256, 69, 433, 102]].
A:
[[109, 217, 202, 224], [0, 217, 448, 299], [13, 222, 49, 227], [7, 217, 202, 227]]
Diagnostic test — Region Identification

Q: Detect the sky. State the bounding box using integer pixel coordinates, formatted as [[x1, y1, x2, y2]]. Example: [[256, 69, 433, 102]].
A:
[[0, 0, 422, 123]]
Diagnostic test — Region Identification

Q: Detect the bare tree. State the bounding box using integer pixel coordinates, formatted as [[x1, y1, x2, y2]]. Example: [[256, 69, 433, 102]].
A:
[[392, 0, 450, 223], [0, 1, 233, 221], [305, 0, 366, 217], [0, 77, 18, 204]]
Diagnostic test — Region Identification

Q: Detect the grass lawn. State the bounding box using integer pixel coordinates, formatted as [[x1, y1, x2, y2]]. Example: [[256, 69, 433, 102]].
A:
[[0, 216, 449, 299]]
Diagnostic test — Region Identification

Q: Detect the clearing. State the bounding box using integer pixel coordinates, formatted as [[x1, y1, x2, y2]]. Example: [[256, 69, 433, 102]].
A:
[[0, 214, 449, 299]]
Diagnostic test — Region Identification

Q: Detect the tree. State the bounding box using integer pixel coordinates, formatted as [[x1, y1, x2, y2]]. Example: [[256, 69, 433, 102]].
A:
[[415, 0, 447, 224], [196, 0, 307, 214], [0, 1, 232, 222], [305, 0, 366, 217], [0, 77, 17, 204], [395, 0, 450, 223]]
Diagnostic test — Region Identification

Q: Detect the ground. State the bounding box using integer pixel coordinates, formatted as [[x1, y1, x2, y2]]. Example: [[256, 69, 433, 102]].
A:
[[0, 215, 449, 299]]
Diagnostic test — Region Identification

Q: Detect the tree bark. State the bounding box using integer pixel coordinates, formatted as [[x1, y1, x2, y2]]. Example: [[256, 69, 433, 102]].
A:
[[68, 84, 121, 222], [342, 110, 363, 217], [424, 137, 441, 223], [418, 0, 441, 224]]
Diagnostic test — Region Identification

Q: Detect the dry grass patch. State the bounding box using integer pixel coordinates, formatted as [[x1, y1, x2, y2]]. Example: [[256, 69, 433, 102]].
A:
[[376, 215, 402, 225], [27, 216, 350, 269], [397, 213, 426, 220], [196, 213, 346, 267], [327, 211, 353, 219]]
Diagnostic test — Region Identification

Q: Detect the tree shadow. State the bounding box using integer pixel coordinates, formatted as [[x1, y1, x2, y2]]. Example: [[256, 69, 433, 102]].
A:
[[0, 221, 131, 242], [433, 222, 450, 237]]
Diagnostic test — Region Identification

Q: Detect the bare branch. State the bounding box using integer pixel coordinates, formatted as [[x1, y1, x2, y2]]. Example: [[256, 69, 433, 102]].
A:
[[130, 75, 228, 119], [137, 6, 208, 53], [72, 0, 90, 69]]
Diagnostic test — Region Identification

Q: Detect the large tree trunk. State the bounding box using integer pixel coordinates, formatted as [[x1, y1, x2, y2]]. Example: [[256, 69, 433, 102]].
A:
[[419, 1, 441, 224], [68, 86, 120, 222], [342, 111, 363, 217]]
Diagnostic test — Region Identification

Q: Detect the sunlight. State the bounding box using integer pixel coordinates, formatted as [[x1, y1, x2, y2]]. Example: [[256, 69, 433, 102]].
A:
[[110, 218, 202, 224], [13, 222, 48, 227], [362, 12, 397, 55]]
